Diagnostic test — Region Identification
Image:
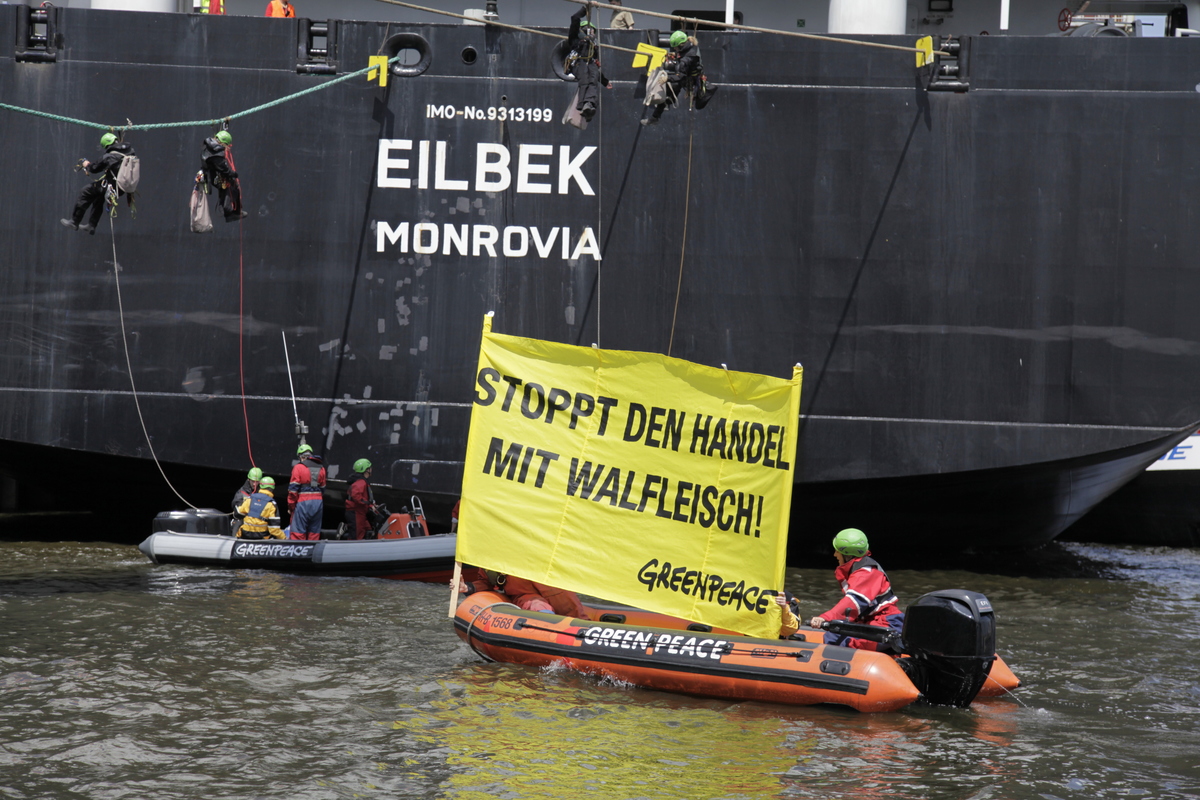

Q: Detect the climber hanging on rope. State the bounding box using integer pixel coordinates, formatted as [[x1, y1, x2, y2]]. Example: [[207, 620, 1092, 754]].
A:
[[200, 128, 247, 223], [563, 5, 612, 124], [61, 132, 135, 235], [642, 29, 717, 126]]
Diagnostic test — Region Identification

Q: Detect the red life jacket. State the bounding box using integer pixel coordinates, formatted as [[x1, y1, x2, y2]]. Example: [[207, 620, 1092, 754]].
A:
[[820, 554, 901, 625]]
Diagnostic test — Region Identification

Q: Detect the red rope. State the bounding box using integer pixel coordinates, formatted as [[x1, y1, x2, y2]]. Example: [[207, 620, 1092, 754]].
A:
[[228, 145, 255, 468]]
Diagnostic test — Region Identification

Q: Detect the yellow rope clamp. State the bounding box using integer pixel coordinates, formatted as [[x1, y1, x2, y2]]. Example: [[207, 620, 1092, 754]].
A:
[[368, 55, 390, 86]]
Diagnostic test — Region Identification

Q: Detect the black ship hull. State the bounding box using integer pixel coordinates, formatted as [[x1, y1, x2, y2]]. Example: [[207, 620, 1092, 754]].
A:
[[3, 7, 1200, 553], [1063, 433, 1200, 547]]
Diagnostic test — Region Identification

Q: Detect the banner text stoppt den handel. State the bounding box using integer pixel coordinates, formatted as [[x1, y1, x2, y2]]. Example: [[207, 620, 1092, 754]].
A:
[[457, 317, 802, 639]]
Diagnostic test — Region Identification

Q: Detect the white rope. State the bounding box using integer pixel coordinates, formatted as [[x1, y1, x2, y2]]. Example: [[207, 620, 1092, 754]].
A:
[[109, 214, 204, 512]]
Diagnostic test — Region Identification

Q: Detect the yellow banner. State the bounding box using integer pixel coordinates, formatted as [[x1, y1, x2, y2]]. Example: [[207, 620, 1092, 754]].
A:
[[456, 316, 802, 640], [632, 42, 668, 74]]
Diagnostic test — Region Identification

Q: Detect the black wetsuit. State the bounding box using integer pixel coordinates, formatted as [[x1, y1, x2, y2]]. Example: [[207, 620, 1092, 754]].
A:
[[70, 142, 134, 229], [201, 137, 243, 220], [650, 42, 703, 121], [565, 8, 610, 119]]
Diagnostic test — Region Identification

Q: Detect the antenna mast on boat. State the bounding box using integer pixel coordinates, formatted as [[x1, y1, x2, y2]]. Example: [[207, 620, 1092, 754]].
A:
[[281, 330, 308, 444]]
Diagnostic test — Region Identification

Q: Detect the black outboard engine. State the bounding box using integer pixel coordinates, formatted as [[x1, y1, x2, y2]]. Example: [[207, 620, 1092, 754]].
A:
[[152, 508, 227, 536], [898, 589, 996, 707]]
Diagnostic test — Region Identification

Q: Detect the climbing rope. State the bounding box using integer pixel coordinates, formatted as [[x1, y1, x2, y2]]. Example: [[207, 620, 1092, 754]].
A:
[[0, 53, 405, 133], [562, 0, 949, 58], [370, 0, 946, 59], [108, 215, 204, 511], [227, 146, 255, 470], [594, 25, 605, 348], [0, 5, 942, 133], [371, 0, 643, 55], [666, 118, 695, 358]]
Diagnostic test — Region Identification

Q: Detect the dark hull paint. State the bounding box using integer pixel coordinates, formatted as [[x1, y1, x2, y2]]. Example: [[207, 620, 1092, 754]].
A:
[[3, 8, 1200, 553], [1063, 469, 1200, 548]]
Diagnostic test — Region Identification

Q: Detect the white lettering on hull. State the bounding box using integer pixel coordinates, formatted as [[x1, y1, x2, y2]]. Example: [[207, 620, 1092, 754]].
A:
[[377, 140, 596, 196], [376, 222, 601, 261]]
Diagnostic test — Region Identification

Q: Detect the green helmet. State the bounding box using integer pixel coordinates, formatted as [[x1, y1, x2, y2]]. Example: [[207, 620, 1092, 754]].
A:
[[247, 467, 263, 481], [100, 133, 117, 147], [832, 528, 869, 558], [215, 130, 233, 146], [297, 443, 313, 456], [353, 458, 372, 473], [259, 476, 276, 490], [669, 30, 687, 48]]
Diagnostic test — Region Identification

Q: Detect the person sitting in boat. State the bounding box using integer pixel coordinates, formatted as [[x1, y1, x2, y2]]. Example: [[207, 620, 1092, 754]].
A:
[[288, 443, 326, 540], [807, 528, 904, 651], [774, 591, 804, 639], [460, 568, 590, 619], [230, 467, 263, 536], [343, 458, 380, 540], [564, 6, 612, 122], [235, 476, 285, 540]]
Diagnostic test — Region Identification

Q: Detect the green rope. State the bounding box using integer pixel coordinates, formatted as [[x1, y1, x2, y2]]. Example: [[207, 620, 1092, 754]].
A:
[[0, 54, 401, 132]]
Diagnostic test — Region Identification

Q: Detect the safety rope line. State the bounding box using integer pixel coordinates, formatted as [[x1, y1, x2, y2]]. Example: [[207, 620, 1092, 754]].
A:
[[562, 0, 949, 57], [984, 671, 1027, 706], [595, 24, 605, 348], [0, 53, 404, 133], [228, 147, 255, 470], [371, 0, 643, 55], [666, 120, 695, 357], [108, 215, 204, 512]]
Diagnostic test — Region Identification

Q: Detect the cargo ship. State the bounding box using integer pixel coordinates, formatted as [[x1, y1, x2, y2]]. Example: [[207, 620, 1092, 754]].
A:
[[3, 0, 1199, 555]]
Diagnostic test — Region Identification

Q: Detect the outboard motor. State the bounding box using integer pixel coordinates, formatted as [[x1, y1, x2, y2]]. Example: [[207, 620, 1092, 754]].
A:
[[898, 589, 996, 707]]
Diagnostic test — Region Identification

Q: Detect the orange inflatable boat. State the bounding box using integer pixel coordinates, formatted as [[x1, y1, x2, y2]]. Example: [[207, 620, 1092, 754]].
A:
[[455, 589, 1019, 712], [578, 599, 1021, 699]]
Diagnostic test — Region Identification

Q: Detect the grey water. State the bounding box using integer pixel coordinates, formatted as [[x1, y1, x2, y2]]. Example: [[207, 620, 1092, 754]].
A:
[[1, 541, 1197, 800]]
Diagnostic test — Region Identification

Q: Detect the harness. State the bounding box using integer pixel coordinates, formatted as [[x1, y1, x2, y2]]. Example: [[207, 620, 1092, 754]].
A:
[[565, 29, 597, 71], [201, 140, 230, 189], [295, 457, 323, 499], [302, 458, 322, 489]]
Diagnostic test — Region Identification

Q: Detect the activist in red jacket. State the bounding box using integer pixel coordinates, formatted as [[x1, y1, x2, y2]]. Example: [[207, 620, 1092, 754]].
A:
[[287, 444, 326, 540], [343, 458, 378, 539], [809, 528, 904, 651]]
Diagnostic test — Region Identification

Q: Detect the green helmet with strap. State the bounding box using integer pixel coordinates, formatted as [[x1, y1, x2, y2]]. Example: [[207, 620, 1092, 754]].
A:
[[100, 133, 117, 147], [353, 458, 372, 474], [259, 476, 276, 490], [832, 528, 869, 558], [215, 130, 233, 146], [247, 467, 263, 481], [669, 30, 687, 47], [297, 443, 313, 456]]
